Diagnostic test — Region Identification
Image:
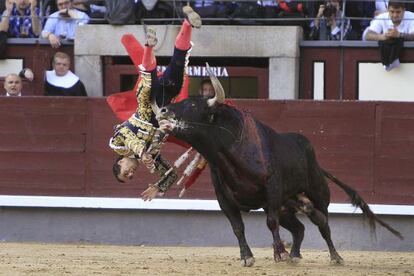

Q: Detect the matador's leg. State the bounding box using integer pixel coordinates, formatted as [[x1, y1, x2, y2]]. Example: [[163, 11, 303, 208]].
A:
[[121, 28, 159, 165], [156, 8, 201, 105], [136, 26, 158, 125]]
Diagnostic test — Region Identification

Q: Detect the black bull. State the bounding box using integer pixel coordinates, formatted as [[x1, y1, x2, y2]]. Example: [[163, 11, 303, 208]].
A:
[[157, 98, 403, 266]]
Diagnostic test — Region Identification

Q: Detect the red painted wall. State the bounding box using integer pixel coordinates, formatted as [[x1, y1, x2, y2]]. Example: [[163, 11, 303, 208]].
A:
[[0, 97, 413, 205]]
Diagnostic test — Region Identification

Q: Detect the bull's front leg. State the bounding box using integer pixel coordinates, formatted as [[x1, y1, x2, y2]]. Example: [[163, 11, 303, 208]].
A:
[[211, 169, 254, 267], [219, 199, 255, 267]]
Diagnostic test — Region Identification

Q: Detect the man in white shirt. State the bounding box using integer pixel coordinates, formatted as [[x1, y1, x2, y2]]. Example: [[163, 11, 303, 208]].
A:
[[3, 73, 22, 96], [365, 0, 414, 41], [41, 0, 89, 48]]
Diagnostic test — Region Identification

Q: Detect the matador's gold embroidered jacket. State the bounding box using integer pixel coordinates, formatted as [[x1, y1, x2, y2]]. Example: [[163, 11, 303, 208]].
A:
[[108, 71, 156, 158]]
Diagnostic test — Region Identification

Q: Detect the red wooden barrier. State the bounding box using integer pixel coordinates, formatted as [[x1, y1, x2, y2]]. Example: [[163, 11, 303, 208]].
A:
[[0, 97, 413, 205]]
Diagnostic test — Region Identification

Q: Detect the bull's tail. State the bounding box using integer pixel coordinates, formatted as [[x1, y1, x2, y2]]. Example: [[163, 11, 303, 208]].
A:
[[322, 169, 403, 240]]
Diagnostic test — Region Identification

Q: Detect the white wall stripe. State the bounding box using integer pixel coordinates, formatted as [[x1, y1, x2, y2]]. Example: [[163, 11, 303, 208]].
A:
[[313, 62, 324, 100], [0, 195, 413, 216]]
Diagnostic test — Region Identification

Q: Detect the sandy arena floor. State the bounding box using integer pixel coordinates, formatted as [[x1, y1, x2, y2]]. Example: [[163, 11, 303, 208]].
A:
[[0, 243, 413, 276]]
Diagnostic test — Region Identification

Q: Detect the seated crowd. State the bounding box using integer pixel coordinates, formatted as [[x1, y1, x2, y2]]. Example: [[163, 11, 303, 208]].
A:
[[1, 0, 414, 42]]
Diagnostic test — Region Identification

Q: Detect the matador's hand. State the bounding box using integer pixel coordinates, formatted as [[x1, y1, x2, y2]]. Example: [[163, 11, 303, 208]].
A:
[[141, 153, 155, 171], [141, 184, 161, 201]]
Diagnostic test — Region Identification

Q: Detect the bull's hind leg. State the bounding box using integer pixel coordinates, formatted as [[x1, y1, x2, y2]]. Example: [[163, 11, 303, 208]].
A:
[[305, 201, 344, 265], [305, 147, 344, 264], [210, 168, 254, 267], [279, 207, 305, 262]]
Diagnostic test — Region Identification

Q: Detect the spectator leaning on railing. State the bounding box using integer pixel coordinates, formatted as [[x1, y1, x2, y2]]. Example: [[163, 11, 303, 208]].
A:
[[0, 0, 41, 38], [41, 0, 89, 48], [364, 1, 414, 71], [364, 0, 414, 41]]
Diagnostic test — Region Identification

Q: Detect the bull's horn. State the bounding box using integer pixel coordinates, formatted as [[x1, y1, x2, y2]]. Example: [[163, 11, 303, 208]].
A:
[[206, 62, 225, 107], [150, 97, 161, 116]]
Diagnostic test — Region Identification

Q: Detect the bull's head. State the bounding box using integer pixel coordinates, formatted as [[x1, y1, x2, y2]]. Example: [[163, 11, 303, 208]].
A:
[[151, 63, 226, 137]]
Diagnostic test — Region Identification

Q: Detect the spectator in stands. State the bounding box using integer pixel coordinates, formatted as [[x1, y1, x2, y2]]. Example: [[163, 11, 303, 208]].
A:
[[309, 0, 351, 40], [364, 1, 414, 41], [41, 0, 89, 48], [44, 51, 87, 96], [0, 0, 41, 38], [199, 79, 215, 98], [3, 73, 22, 96]]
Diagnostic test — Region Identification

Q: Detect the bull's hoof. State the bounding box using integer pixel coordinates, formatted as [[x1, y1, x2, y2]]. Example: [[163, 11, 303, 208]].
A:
[[289, 252, 302, 259], [274, 251, 290, 262], [330, 257, 344, 265], [240, 256, 255, 267], [288, 256, 302, 264]]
